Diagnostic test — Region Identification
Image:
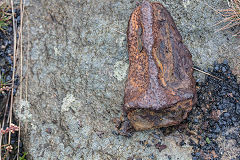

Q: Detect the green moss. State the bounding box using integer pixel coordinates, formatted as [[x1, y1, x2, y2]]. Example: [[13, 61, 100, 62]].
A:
[[0, 3, 11, 31], [19, 152, 28, 160], [206, 137, 211, 144]]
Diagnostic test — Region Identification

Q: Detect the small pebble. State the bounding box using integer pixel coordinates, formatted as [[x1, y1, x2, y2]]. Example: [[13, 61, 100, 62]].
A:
[[179, 140, 186, 146], [223, 112, 230, 118], [223, 59, 228, 65], [236, 104, 240, 115], [214, 65, 220, 71]]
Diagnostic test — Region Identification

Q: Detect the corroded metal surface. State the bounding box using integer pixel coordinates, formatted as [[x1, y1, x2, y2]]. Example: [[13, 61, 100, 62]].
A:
[[123, 1, 197, 131]]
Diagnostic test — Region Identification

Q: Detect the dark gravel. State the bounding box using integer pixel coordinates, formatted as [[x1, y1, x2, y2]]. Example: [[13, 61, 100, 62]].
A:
[[0, 6, 25, 159], [187, 61, 240, 160]]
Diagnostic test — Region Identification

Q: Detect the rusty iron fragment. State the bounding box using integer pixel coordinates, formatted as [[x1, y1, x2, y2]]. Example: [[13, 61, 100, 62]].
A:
[[118, 1, 197, 134]]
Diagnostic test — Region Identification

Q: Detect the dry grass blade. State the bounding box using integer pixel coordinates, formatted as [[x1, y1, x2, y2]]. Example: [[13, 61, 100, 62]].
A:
[[215, 0, 240, 36], [7, 0, 17, 146], [193, 67, 223, 81], [26, 14, 29, 102], [17, 0, 24, 159], [20, 0, 24, 101]]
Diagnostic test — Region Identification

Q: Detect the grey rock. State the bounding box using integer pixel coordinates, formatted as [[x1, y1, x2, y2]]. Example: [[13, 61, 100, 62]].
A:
[[14, 0, 239, 159]]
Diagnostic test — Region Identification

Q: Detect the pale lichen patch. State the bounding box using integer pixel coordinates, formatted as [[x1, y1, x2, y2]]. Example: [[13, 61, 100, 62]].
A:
[[16, 99, 32, 122], [113, 61, 128, 81], [182, 0, 191, 8], [61, 94, 76, 112]]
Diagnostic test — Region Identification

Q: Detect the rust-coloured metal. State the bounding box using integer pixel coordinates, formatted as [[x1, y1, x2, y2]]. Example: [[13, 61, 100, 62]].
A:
[[119, 1, 197, 134]]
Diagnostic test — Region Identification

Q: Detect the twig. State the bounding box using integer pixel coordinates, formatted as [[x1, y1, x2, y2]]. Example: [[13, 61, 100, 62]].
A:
[[0, 144, 10, 148], [193, 67, 223, 81], [17, 121, 20, 160], [8, 0, 17, 145], [17, 0, 24, 159], [26, 13, 30, 101], [20, 0, 24, 100]]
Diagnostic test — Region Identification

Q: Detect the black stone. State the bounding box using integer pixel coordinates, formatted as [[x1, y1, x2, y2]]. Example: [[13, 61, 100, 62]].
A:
[[180, 140, 186, 146], [236, 103, 240, 115], [223, 59, 228, 65]]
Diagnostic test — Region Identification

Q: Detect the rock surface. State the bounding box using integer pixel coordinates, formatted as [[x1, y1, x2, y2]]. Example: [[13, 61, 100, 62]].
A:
[[14, 0, 239, 159]]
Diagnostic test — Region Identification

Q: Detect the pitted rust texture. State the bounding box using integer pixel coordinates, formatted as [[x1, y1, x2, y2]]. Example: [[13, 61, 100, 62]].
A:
[[123, 1, 197, 131]]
